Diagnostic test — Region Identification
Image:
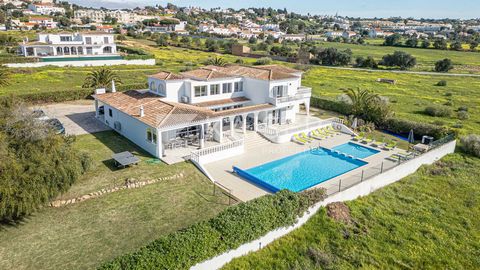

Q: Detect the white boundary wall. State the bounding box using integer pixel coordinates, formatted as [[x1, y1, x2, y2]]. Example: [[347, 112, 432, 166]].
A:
[[5, 59, 156, 68], [191, 140, 456, 270]]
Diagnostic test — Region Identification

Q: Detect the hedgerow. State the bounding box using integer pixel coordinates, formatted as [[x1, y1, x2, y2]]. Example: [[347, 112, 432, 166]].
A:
[[99, 189, 326, 270]]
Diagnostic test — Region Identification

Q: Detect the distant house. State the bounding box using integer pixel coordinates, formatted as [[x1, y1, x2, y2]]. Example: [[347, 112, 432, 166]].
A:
[[144, 20, 187, 34], [24, 17, 58, 29], [369, 28, 394, 38], [282, 34, 306, 41], [326, 31, 343, 38], [19, 32, 117, 58], [28, 3, 65, 15], [342, 31, 357, 39]]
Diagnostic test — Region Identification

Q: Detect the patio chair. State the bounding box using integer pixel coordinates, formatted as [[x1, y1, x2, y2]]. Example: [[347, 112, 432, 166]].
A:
[[383, 140, 398, 151], [300, 132, 313, 142], [353, 132, 365, 141], [293, 134, 309, 145]]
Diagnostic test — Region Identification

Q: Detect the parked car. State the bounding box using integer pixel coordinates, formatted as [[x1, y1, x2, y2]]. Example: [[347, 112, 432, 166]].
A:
[[32, 109, 65, 135]]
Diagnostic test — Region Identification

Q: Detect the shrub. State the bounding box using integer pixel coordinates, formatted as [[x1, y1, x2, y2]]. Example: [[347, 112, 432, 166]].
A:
[[307, 247, 333, 268], [381, 118, 450, 139], [444, 92, 452, 97], [381, 51, 417, 70], [444, 100, 454, 106], [310, 96, 352, 115], [458, 105, 468, 112], [355, 56, 378, 68], [460, 135, 480, 157], [458, 111, 469, 120], [100, 189, 326, 269], [424, 106, 452, 117], [435, 58, 454, 72], [436, 80, 447, 86], [254, 57, 273, 65]]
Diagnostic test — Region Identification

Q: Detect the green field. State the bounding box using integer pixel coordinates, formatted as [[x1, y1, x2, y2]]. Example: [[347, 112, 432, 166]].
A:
[[315, 41, 480, 73], [0, 131, 229, 270], [223, 153, 480, 269]]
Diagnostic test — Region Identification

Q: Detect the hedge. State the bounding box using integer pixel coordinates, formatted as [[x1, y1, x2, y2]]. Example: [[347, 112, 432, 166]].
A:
[[99, 189, 326, 270], [1, 82, 148, 104], [310, 95, 352, 115], [310, 96, 450, 139]]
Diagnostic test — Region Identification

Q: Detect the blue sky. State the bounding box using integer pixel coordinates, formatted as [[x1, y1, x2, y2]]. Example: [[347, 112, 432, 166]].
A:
[[68, 0, 480, 19]]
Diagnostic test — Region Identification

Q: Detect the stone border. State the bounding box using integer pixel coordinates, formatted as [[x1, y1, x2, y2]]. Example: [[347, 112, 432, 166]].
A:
[[50, 173, 184, 207]]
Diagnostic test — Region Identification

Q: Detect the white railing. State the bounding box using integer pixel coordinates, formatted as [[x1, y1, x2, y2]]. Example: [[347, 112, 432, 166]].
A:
[[268, 87, 312, 106], [190, 138, 244, 164], [276, 117, 341, 136], [257, 123, 278, 137]]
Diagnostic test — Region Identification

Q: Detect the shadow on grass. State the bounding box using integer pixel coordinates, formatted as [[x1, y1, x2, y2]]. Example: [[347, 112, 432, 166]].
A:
[[90, 130, 152, 159], [193, 190, 237, 206]]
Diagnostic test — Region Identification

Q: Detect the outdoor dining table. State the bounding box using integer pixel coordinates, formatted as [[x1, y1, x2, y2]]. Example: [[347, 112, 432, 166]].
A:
[[112, 151, 140, 168]]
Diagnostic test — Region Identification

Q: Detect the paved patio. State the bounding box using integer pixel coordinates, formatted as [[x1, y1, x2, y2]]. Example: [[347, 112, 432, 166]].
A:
[[204, 131, 401, 202]]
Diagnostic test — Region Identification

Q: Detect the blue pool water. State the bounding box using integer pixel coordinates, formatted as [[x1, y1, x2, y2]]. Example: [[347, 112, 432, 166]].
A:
[[332, 142, 380, 159], [238, 148, 368, 192]]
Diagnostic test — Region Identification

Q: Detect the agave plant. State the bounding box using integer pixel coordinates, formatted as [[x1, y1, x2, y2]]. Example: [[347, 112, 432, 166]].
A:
[[0, 68, 10, 87], [205, 56, 227, 67], [82, 68, 122, 89]]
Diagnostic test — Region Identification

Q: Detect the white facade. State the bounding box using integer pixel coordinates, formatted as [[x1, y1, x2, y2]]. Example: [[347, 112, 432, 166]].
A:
[[28, 3, 65, 15], [19, 32, 118, 57]]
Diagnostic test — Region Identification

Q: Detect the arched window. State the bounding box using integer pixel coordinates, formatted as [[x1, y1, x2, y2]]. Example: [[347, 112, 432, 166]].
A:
[[103, 46, 112, 54], [63, 47, 70, 55], [149, 81, 156, 91], [157, 83, 166, 96], [71, 47, 77, 54], [56, 47, 62, 55], [77, 47, 83, 55]]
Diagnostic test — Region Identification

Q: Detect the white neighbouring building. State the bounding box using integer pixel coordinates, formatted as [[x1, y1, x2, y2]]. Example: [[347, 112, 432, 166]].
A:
[[93, 65, 313, 164], [19, 32, 118, 57], [27, 3, 65, 15]]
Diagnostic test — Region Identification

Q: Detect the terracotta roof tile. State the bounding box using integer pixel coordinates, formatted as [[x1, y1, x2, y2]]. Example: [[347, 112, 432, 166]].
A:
[[202, 65, 297, 81], [181, 68, 236, 81], [148, 71, 185, 80]]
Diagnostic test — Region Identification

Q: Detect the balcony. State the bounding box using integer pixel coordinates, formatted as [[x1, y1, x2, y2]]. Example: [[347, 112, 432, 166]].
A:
[[268, 86, 312, 106]]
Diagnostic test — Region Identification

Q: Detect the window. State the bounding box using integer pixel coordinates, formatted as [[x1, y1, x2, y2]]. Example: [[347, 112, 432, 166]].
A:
[[234, 81, 243, 92], [210, 84, 220, 95], [273, 85, 287, 98], [222, 83, 232, 93], [146, 128, 157, 144], [194, 85, 207, 97], [149, 81, 156, 91], [157, 83, 165, 96], [108, 108, 113, 117], [60, 36, 72, 42], [104, 37, 109, 44], [85, 37, 92, 44]]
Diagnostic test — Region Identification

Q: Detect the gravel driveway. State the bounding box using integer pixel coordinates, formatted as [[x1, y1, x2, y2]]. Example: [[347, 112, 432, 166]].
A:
[[34, 101, 110, 135]]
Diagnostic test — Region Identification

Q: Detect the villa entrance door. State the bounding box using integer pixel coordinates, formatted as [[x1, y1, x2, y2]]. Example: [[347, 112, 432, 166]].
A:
[[272, 109, 281, 125]]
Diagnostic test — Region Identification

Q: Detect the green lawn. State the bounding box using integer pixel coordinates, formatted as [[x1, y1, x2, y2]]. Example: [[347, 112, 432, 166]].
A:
[[223, 153, 480, 269], [316, 41, 480, 73], [303, 67, 480, 134], [0, 131, 230, 270]]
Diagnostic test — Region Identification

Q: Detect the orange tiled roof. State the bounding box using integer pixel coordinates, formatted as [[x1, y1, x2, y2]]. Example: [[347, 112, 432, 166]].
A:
[[95, 91, 272, 129], [199, 65, 298, 81], [148, 71, 185, 81], [181, 68, 236, 81]]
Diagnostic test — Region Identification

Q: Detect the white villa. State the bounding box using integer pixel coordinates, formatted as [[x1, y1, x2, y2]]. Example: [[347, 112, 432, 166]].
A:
[[93, 65, 314, 164], [19, 32, 118, 58]]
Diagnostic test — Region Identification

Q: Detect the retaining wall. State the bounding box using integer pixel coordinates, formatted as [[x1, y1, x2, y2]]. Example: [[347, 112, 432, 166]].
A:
[[5, 58, 156, 68], [191, 140, 456, 270]]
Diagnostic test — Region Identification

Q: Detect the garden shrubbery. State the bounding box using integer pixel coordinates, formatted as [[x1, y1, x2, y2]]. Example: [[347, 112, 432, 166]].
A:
[[0, 98, 90, 222], [424, 105, 452, 117], [460, 135, 480, 157], [99, 189, 326, 270], [382, 118, 450, 139]]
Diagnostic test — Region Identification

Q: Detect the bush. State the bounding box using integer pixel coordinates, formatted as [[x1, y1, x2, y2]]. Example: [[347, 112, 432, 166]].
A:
[[0, 98, 89, 221], [458, 105, 468, 112], [424, 106, 452, 117], [458, 111, 469, 120], [460, 135, 480, 157], [355, 56, 378, 68], [381, 51, 416, 70], [99, 189, 326, 269], [254, 57, 273, 65], [435, 58, 454, 72], [436, 80, 447, 86], [310, 96, 352, 115]]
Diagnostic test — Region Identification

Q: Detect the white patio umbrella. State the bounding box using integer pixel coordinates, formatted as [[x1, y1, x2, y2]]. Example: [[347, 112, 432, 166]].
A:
[[351, 118, 358, 129], [111, 80, 116, 92]]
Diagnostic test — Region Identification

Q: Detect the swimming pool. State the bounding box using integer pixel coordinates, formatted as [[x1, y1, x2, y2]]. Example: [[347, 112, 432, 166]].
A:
[[332, 142, 380, 159], [234, 147, 368, 193]]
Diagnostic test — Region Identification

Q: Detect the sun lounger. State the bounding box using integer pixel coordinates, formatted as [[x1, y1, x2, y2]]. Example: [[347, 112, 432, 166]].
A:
[[318, 128, 334, 137], [313, 129, 327, 139], [326, 125, 339, 134], [309, 130, 324, 140], [362, 135, 373, 144], [383, 141, 397, 150], [300, 132, 313, 142], [353, 132, 365, 141], [293, 134, 309, 145]]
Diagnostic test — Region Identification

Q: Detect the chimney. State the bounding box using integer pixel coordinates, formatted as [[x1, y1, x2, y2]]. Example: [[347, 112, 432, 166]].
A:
[[139, 105, 145, 117]]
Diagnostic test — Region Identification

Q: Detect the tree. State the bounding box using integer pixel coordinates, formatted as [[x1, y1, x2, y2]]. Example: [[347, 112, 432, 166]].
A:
[[469, 41, 479, 51], [180, 36, 190, 45], [381, 51, 417, 70], [355, 56, 378, 68], [384, 33, 402, 46], [248, 36, 257, 44], [82, 68, 122, 89], [450, 40, 463, 51], [314, 48, 352, 66], [0, 68, 10, 86], [342, 88, 392, 124], [421, 38, 431, 48], [405, 37, 418, 48], [80, 16, 91, 24], [205, 56, 227, 67], [156, 34, 168, 46], [433, 38, 448, 50], [435, 58, 454, 73]]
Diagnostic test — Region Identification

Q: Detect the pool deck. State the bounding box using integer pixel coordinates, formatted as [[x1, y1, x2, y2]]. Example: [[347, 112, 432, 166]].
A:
[[204, 131, 402, 202]]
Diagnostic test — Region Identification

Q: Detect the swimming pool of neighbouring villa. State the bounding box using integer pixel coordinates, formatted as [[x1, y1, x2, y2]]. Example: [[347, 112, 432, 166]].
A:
[[233, 143, 381, 193]]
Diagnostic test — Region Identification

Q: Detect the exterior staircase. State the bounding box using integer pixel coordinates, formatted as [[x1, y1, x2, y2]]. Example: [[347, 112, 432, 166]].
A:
[[243, 131, 272, 151]]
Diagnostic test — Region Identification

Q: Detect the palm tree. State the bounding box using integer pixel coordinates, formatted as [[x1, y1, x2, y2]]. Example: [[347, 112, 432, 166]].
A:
[[0, 68, 10, 87], [82, 68, 122, 89], [344, 88, 380, 117], [205, 56, 227, 67]]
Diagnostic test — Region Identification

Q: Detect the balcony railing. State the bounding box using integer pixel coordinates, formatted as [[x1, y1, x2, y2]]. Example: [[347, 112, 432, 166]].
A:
[[268, 86, 312, 105]]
